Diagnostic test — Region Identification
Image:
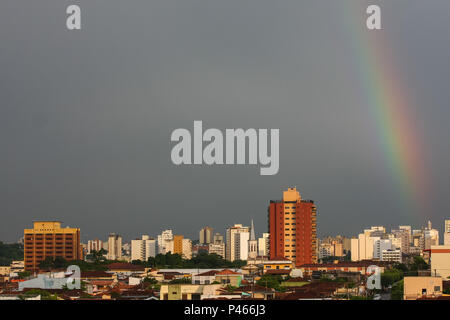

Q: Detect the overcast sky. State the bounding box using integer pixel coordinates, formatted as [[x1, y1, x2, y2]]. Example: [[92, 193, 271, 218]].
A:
[[1, 0, 450, 243]]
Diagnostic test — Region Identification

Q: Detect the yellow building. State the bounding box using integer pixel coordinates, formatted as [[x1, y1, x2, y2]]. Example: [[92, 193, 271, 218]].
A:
[[173, 235, 184, 255], [24, 221, 82, 271], [403, 277, 443, 300], [430, 245, 450, 279], [160, 283, 222, 300], [0, 266, 11, 276], [261, 259, 294, 273]]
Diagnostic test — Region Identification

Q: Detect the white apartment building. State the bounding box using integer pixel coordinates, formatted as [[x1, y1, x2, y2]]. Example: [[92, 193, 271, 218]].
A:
[[444, 220, 450, 246], [131, 235, 156, 262], [87, 239, 103, 254], [226, 224, 250, 261], [351, 233, 379, 261], [381, 249, 402, 263], [208, 243, 225, 258], [107, 233, 122, 260], [373, 239, 392, 260], [258, 233, 270, 257], [182, 238, 193, 259], [157, 229, 173, 254]]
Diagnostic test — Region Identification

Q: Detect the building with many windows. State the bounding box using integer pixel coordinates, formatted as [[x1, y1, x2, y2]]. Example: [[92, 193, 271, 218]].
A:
[[268, 187, 317, 267], [24, 221, 82, 271]]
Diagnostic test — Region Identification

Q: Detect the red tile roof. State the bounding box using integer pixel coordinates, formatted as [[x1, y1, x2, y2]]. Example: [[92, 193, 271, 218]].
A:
[[216, 269, 241, 275], [107, 263, 145, 271]]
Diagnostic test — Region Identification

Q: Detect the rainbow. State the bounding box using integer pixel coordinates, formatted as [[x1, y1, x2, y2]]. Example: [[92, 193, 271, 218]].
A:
[[342, 1, 430, 222]]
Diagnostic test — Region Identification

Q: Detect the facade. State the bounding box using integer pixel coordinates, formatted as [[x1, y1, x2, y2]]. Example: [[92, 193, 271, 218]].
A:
[[403, 277, 443, 300], [213, 233, 224, 244], [381, 249, 402, 263], [160, 284, 222, 300], [106, 233, 122, 260], [261, 259, 294, 273], [166, 235, 192, 259], [299, 261, 388, 276], [430, 245, 450, 279], [131, 235, 156, 262], [268, 187, 317, 267], [0, 267, 11, 276], [226, 224, 250, 261], [392, 226, 411, 254], [182, 238, 193, 259], [424, 221, 439, 250], [444, 220, 450, 246], [87, 239, 103, 254], [208, 243, 225, 258], [24, 221, 82, 271], [258, 233, 270, 257], [157, 229, 173, 254], [199, 227, 214, 245], [373, 239, 392, 260], [350, 233, 378, 261]]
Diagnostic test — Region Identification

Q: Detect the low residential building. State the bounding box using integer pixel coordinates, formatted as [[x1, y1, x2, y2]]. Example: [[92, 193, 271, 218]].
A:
[[260, 258, 294, 273], [299, 260, 389, 276], [160, 283, 222, 300], [403, 276, 443, 300], [214, 269, 243, 287], [0, 266, 11, 276], [192, 270, 220, 285], [10, 261, 24, 275], [18, 274, 68, 290]]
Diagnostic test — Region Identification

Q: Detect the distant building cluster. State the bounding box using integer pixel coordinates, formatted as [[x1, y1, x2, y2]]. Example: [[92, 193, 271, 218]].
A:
[[1, 187, 449, 300]]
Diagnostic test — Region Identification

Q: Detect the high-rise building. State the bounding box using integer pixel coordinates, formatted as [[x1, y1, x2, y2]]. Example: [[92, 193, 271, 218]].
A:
[[24, 221, 82, 271], [131, 235, 156, 262], [258, 233, 270, 257], [351, 233, 379, 261], [87, 239, 103, 254], [173, 235, 184, 255], [226, 224, 250, 261], [373, 239, 392, 259], [199, 227, 214, 245], [444, 220, 450, 246], [213, 233, 224, 244], [392, 227, 411, 254], [166, 235, 192, 259], [157, 229, 173, 254], [208, 242, 225, 258], [424, 221, 439, 250], [107, 233, 122, 260], [268, 187, 317, 267], [364, 226, 386, 238], [182, 238, 192, 259]]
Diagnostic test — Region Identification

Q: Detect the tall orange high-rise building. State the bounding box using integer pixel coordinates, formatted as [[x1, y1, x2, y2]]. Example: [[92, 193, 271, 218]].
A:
[[268, 187, 317, 266], [173, 235, 184, 255], [24, 221, 82, 271]]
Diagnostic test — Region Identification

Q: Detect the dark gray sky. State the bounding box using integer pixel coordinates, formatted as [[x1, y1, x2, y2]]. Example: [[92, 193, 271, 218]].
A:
[[1, 0, 450, 243]]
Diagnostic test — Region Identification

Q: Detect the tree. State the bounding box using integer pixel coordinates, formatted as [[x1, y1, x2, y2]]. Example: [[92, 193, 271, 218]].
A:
[[381, 269, 403, 288], [391, 280, 404, 300], [410, 256, 428, 271], [0, 242, 24, 266], [38, 257, 54, 270], [256, 274, 283, 291]]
